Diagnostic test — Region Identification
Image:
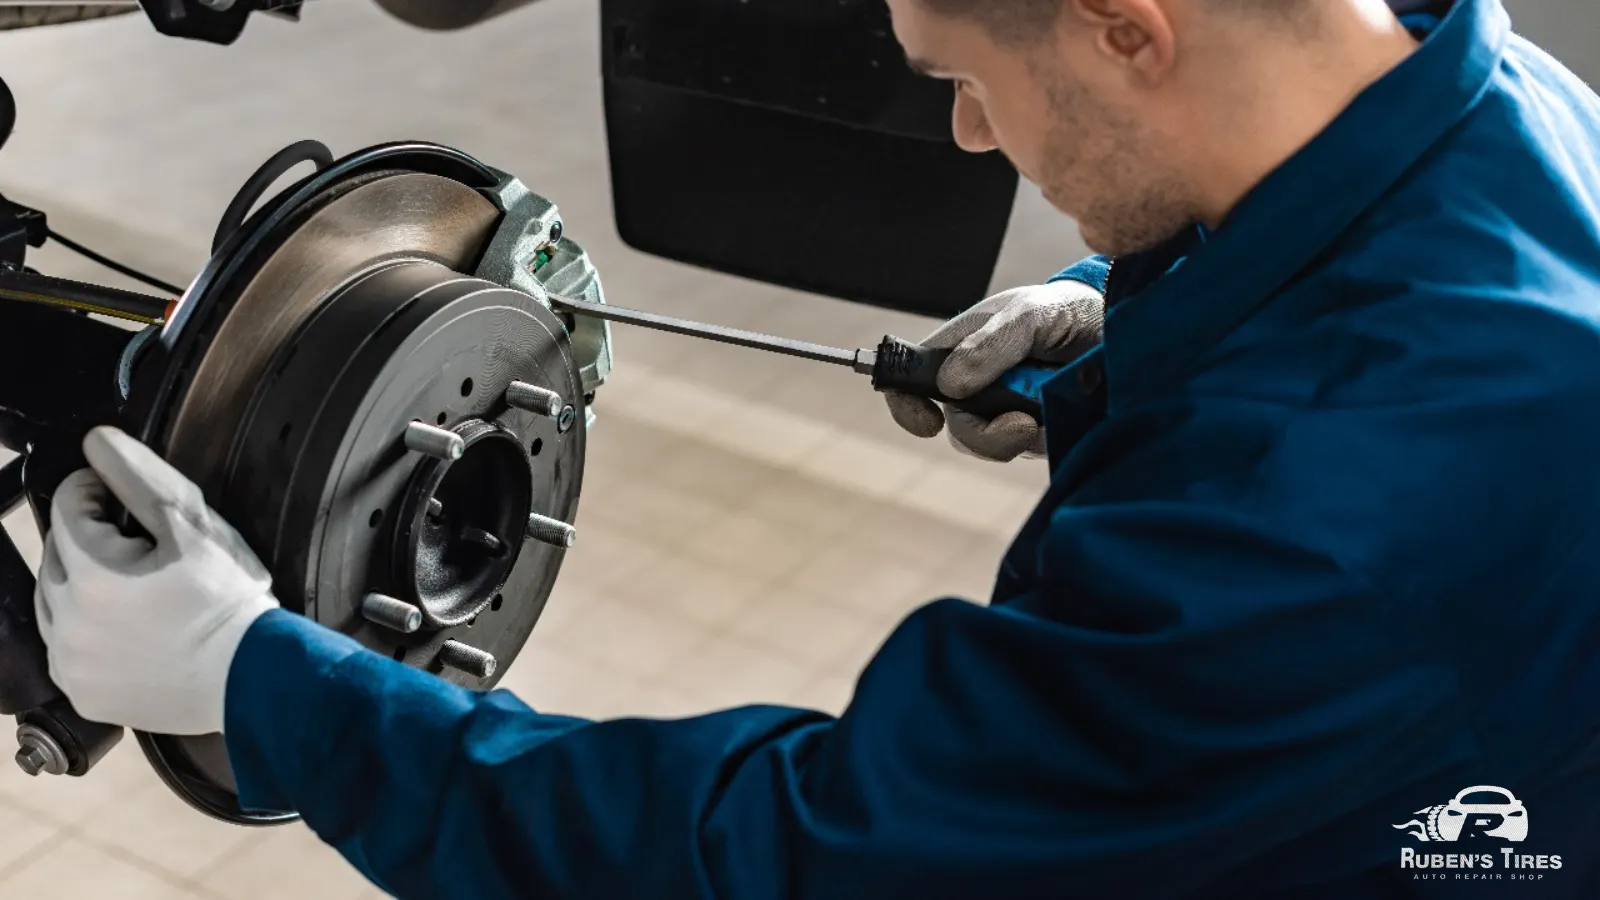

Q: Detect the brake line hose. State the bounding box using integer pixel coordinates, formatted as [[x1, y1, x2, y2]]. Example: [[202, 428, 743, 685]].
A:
[[0, 267, 170, 326]]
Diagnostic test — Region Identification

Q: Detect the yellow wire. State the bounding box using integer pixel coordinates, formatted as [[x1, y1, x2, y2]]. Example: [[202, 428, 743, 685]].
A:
[[0, 286, 161, 326]]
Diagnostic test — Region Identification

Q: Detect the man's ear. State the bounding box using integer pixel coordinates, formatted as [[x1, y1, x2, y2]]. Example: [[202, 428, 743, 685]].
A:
[[1067, 0, 1179, 85]]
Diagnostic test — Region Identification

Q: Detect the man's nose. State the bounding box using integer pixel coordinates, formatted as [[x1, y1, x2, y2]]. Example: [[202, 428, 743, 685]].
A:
[[952, 91, 998, 154]]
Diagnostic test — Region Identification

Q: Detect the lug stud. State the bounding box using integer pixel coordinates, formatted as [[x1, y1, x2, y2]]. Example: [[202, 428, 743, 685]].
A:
[[440, 640, 497, 679], [362, 593, 423, 634], [526, 513, 577, 548], [460, 527, 506, 557], [405, 422, 464, 460], [506, 381, 563, 417]]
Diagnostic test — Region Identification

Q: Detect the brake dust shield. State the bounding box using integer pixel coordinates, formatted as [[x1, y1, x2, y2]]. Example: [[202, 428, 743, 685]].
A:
[[125, 149, 586, 824]]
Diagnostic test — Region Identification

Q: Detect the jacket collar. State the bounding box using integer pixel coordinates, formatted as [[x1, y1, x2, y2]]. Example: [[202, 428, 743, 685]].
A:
[[1089, 0, 1509, 412]]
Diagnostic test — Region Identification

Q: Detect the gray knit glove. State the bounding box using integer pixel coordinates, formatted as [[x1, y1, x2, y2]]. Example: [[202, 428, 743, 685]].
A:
[[884, 280, 1104, 462]]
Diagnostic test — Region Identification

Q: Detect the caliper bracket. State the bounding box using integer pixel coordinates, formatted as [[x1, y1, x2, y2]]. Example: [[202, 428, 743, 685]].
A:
[[473, 171, 613, 413]]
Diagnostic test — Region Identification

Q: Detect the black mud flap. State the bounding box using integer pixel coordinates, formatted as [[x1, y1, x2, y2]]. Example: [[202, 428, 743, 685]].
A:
[[601, 0, 1019, 320]]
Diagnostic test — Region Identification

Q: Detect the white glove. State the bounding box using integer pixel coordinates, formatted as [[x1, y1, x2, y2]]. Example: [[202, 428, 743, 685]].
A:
[[884, 280, 1104, 462], [34, 426, 279, 736]]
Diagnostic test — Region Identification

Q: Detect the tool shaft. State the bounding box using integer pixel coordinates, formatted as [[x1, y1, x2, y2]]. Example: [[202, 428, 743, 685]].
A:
[[553, 295, 1052, 420], [551, 294, 865, 370]]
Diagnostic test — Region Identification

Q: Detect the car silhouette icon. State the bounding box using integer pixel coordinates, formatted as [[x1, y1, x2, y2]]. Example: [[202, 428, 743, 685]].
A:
[[1436, 786, 1529, 841]]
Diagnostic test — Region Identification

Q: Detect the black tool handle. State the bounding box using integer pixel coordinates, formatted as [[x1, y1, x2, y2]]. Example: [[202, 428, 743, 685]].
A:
[[869, 335, 1047, 421]]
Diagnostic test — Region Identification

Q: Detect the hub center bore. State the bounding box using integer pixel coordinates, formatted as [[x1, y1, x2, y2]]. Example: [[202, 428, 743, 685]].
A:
[[395, 419, 534, 628]]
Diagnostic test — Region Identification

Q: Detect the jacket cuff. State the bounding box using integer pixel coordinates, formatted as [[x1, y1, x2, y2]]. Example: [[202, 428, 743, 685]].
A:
[[1046, 255, 1112, 293], [223, 608, 365, 814]]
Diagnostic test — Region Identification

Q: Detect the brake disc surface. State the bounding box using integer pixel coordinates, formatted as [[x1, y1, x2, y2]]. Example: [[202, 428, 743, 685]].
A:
[[127, 150, 586, 824]]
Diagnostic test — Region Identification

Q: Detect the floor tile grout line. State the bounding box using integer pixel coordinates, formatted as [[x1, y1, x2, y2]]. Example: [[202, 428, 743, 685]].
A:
[[574, 504, 986, 643], [586, 380, 1040, 544], [585, 441, 1008, 581], [0, 822, 62, 885], [2, 790, 250, 898], [546, 562, 845, 700], [70, 824, 242, 900], [0, 812, 232, 899]]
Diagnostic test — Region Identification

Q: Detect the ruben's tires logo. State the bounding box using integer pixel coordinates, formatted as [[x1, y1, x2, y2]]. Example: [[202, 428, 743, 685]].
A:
[[1392, 786, 1562, 880], [1395, 785, 1529, 842]]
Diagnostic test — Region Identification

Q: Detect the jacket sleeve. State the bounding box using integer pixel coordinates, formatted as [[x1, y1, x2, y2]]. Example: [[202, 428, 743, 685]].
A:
[[224, 493, 1478, 900]]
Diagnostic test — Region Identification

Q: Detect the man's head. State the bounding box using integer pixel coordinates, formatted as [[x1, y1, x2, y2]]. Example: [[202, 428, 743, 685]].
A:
[[885, 0, 1420, 255]]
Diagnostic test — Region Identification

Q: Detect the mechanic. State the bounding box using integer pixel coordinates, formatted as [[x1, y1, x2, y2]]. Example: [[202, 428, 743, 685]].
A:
[[30, 0, 1600, 896]]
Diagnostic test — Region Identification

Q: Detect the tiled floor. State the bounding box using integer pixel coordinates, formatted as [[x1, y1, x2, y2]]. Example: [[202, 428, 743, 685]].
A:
[[0, 5, 1052, 895]]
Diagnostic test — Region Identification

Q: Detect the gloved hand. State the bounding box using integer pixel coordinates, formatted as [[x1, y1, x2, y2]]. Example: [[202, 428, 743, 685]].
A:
[[884, 280, 1104, 462], [34, 426, 279, 736]]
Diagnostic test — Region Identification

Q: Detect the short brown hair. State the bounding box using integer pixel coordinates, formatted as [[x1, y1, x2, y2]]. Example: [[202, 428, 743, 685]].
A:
[[918, 0, 1063, 44], [918, 0, 1315, 43]]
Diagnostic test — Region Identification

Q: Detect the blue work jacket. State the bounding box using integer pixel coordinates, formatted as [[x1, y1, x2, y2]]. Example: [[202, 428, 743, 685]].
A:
[[224, 0, 1600, 896]]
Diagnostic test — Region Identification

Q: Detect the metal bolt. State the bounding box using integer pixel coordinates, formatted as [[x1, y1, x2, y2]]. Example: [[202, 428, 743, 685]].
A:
[[556, 405, 576, 433], [439, 640, 497, 679], [526, 512, 577, 548], [14, 725, 68, 777], [548, 221, 563, 244], [505, 381, 563, 418], [362, 593, 422, 634], [427, 497, 444, 520], [405, 421, 464, 460], [15, 745, 49, 777]]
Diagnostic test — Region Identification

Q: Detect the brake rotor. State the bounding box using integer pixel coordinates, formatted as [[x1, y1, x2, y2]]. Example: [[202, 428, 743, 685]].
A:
[[122, 145, 586, 824]]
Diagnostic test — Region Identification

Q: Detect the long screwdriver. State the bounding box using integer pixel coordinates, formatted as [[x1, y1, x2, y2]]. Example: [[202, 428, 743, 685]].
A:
[[550, 294, 1058, 421]]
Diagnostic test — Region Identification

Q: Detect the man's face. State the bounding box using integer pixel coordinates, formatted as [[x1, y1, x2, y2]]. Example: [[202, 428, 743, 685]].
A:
[[886, 0, 1198, 256]]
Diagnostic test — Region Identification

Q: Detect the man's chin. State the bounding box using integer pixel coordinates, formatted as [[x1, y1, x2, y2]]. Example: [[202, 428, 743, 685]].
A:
[[1074, 222, 1113, 257], [1077, 216, 1193, 258], [1041, 189, 1095, 241], [1044, 191, 1166, 256]]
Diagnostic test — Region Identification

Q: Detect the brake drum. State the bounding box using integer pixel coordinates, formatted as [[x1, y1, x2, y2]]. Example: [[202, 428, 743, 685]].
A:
[[122, 144, 595, 824]]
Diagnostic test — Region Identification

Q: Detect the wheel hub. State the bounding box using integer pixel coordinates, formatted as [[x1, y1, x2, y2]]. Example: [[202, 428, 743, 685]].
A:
[[398, 418, 535, 628], [122, 144, 593, 825]]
